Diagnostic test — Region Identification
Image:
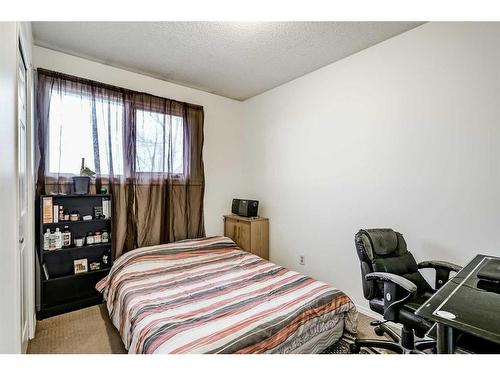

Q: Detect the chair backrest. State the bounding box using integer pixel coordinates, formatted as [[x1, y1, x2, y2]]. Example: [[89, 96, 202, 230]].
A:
[[355, 228, 433, 300]]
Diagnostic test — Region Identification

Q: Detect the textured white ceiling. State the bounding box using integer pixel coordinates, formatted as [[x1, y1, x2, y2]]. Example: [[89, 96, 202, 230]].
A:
[[32, 22, 423, 100]]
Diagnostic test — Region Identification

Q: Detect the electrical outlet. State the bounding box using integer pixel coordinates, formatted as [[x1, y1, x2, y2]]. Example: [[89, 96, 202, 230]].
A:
[[299, 255, 305, 265]]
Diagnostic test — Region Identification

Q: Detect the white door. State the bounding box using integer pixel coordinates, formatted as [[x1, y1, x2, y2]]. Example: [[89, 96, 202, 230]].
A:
[[17, 44, 29, 353]]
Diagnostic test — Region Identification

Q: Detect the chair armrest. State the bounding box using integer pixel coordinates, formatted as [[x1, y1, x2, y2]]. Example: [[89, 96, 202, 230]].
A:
[[418, 260, 462, 273], [365, 272, 417, 322], [418, 260, 463, 290], [366, 272, 417, 294]]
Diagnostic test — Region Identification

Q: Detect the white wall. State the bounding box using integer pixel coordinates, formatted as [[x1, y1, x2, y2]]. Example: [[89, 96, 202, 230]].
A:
[[243, 22, 500, 309], [0, 22, 21, 353], [33, 46, 250, 237]]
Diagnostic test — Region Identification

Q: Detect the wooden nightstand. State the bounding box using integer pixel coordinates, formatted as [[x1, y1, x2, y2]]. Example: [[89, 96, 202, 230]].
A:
[[223, 214, 269, 260]]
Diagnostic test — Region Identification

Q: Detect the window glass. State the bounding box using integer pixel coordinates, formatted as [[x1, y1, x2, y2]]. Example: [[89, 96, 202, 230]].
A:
[[48, 91, 124, 175], [135, 109, 184, 175]]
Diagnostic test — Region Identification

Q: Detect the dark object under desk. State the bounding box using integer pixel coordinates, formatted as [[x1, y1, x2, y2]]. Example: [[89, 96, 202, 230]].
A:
[[416, 254, 500, 353]]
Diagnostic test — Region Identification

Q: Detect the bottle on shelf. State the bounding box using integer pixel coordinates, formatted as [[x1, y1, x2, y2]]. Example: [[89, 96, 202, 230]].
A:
[[43, 229, 51, 251], [49, 231, 56, 251], [62, 226, 71, 247], [102, 228, 109, 243], [94, 231, 101, 244], [86, 231, 95, 245], [54, 228, 62, 249]]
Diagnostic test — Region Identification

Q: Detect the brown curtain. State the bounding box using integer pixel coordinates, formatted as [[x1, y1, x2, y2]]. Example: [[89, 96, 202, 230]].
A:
[[35, 68, 205, 258]]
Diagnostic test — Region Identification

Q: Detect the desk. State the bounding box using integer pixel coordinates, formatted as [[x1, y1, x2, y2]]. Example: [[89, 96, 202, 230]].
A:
[[416, 254, 500, 353]]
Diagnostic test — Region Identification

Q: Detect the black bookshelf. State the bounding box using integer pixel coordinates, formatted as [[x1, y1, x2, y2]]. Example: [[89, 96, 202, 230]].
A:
[[36, 194, 113, 319]]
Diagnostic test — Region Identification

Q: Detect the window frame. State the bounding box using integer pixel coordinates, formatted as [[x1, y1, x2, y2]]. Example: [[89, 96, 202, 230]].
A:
[[132, 105, 185, 179]]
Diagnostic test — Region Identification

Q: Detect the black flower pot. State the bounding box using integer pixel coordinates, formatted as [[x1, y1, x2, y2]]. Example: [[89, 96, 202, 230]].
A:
[[72, 176, 90, 195]]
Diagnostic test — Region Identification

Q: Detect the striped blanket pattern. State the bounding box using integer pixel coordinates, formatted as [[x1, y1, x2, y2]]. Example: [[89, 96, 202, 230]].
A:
[[97, 236, 357, 354]]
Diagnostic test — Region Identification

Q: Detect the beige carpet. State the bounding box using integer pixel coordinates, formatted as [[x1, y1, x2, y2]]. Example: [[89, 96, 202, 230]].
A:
[[28, 304, 127, 354], [27, 304, 381, 354]]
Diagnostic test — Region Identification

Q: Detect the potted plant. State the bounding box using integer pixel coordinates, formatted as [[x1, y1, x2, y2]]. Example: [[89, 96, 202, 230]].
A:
[[72, 158, 95, 194]]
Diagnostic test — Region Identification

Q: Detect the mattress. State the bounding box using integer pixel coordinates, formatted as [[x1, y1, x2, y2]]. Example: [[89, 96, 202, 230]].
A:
[[97, 236, 358, 354]]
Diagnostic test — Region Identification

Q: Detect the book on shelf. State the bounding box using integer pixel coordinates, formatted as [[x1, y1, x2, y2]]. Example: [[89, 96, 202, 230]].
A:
[[52, 204, 59, 223], [42, 197, 53, 224], [102, 197, 112, 219]]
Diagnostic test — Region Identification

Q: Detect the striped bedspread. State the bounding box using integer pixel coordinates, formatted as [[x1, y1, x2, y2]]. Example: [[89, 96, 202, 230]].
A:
[[97, 236, 357, 354]]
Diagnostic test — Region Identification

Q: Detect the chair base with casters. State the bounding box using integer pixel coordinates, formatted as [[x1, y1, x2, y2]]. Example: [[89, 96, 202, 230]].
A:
[[350, 320, 437, 354]]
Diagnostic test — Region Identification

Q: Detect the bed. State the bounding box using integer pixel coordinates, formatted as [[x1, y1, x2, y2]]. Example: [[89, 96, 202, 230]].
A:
[[97, 236, 358, 354]]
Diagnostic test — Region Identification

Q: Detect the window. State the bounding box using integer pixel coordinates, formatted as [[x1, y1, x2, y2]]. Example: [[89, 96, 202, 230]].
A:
[[135, 109, 184, 175], [48, 91, 184, 176]]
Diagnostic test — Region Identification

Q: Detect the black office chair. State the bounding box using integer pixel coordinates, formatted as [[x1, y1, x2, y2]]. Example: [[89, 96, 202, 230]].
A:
[[352, 228, 462, 354]]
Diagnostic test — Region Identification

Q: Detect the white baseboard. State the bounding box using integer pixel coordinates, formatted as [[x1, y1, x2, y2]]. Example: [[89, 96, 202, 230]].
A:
[[355, 304, 401, 332], [355, 304, 381, 319], [29, 312, 36, 339]]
